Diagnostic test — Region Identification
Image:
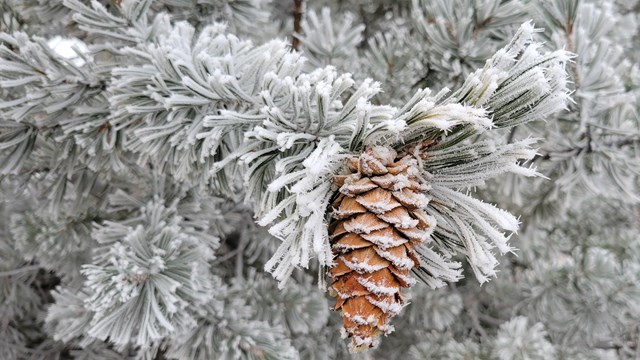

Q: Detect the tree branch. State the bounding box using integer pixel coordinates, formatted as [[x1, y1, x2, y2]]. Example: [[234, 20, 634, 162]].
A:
[[533, 135, 640, 163], [291, 0, 304, 51]]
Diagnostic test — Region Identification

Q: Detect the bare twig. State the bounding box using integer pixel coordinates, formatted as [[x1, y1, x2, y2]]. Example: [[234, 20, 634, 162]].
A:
[[477, 312, 503, 327], [533, 135, 640, 163], [506, 126, 518, 144], [564, 21, 580, 87], [291, 0, 304, 51], [464, 294, 489, 338], [235, 230, 247, 282], [591, 339, 622, 350], [212, 248, 241, 265]]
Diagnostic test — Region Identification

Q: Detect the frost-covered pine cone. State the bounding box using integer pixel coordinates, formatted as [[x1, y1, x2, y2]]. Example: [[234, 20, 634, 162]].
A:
[[328, 146, 435, 351]]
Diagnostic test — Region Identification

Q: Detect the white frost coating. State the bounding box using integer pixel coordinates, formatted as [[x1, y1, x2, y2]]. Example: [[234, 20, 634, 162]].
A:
[[409, 103, 492, 133], [340, 180, 378, 196], [48, 36, 90, 66], [345, 314, 379, 326], [392, 190, 430, 208], [399, 227, 431, 243], [359, 154, 386, 175], [342, 258, 387, 273], [257, 196, 296, 227], [301, 136, 344, 175], [368, 146, 397, 164], [379, 211, 419, 229], [308, 207, 332, 258], [413, 211, 437, 229], [404, 163, 423, 177], [361, 232, 407, 249], [276, 132, 317, 151], [383, 119, 407, 136], [390, 174, 412, 191], [316, 80, 332, 97], [441, 207, 499, 283], [507, 163, 544, 178], [435, 186, 519, 233], [356, 276, 398, 295], [377, 323, 395, 334], [332, 208, 358, 219], [357, 199, 399, 214], [351, 335, 377, 349], [335, 288, 356, 299], [343, 219, 387, 234], [333, 242, 357, 252], [297, 181, 333, 217], [366, 296, 404, 315], [375, 248, 414, 269], [391, 270, 417, 287], [441, 188, 517, 254], [263, 136, 344, 287]]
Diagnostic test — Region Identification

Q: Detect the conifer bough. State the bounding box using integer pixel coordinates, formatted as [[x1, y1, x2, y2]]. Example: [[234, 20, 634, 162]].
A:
[[0, 0, 573, 353], [282, 23, 571, 351]]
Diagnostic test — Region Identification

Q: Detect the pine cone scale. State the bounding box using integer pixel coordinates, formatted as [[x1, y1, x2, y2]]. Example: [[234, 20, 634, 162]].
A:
[[334, 233, 374, 251], [354, 187, 402, 213], [343, 213, 389, 234], [333, 196, 367, 219], [359, 227, 407, 248]]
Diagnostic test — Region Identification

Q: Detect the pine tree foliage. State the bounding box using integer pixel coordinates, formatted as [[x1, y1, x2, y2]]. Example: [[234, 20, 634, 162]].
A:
[[492, 316, 555, 360], [82, 201, 214, 348], [164, 277, 299, 360], [0, 0, 638, 358], [293, 8, 364, 72]]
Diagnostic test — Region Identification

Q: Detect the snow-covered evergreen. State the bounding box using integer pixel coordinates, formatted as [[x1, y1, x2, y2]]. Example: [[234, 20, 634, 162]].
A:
[[0, 0, 638, 358]]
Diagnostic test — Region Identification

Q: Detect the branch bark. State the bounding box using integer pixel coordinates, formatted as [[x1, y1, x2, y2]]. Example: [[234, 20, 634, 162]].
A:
[[291, 0, 304, 51]]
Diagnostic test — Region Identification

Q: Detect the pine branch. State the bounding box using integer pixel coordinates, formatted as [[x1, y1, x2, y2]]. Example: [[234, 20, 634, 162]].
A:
[[291, 0, 304, 51], [0, 2, 594, 356]]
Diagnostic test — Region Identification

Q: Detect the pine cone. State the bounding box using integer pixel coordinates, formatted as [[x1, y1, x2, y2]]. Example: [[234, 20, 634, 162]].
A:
[[328, 145, 434, 352]]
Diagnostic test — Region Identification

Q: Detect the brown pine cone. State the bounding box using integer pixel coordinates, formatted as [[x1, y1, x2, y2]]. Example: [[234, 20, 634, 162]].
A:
[[328, 145, 434, 352]]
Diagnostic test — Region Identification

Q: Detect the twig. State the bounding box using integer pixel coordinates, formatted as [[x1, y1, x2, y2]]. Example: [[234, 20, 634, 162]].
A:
[[464, 294, 488, 338], [472, 16, 493, 38], [591, 339, 622, 350], [235, 230, 247, 282], [585, 124, 592, 153], [212, 248, 240, 264], [477, 312, 503, 326], [506, 126, 517, 144], [291, 0, 304, 51], [154, 348, 167, 360], [533, 135, 640, 163], [468, 307, 488, 338], [564, 21, 580, 87], [0, 265, 42, 277]]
